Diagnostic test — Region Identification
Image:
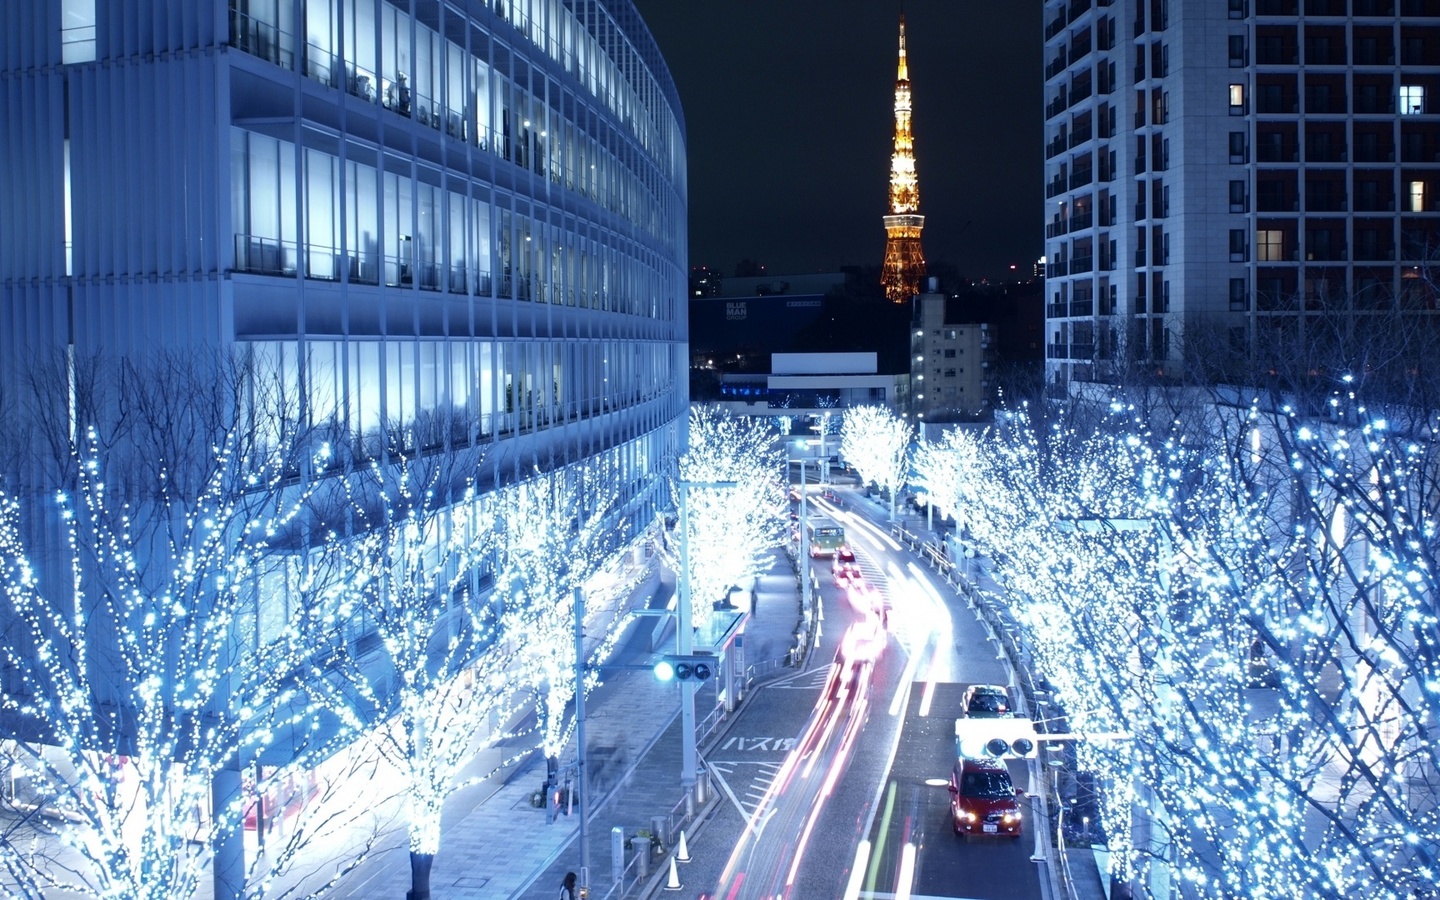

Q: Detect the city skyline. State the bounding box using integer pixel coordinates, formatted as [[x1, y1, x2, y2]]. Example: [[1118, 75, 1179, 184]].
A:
[[631, 1, 1043, 282]]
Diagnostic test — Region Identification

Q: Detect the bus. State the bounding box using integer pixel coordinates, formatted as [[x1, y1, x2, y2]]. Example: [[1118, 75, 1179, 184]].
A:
[[805, 518, 846, 557]]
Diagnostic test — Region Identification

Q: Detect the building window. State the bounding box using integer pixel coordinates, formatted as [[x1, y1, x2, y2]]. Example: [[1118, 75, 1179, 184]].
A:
[[1229, 180, 1248, 212], [1411, 180, 1426, 211], [1229, 35, 1247, 67], [944, 349, 958, 358], [944, 368, 958, 378], [1402, 85, 1426, 115], [1229, 229, 1249, 261], [1229, 278, 1248, 311], [1229, 0, 1248, 16], [1229, 132, 1248, 163], [1229, 83, 1247, 113], [61, 0, 96, 63], [1258, 229, 1286, 261]]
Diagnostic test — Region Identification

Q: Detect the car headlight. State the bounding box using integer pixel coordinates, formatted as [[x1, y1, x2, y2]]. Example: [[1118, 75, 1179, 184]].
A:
[[1003, 811, 1021, 823]]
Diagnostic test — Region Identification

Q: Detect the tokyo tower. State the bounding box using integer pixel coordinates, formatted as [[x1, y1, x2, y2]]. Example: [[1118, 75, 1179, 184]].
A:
[[881, 13, 926, 304]]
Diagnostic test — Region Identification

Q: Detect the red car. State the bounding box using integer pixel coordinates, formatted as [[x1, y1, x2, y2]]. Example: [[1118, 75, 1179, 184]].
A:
[[949, 757, 1024, 838]]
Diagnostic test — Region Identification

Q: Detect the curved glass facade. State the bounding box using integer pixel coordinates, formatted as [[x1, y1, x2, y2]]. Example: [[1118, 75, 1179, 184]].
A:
[[0, 0, 688, 641]]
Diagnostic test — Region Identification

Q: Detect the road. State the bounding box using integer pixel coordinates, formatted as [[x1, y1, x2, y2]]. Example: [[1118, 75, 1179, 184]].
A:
[[691, 486, 1046, 900]]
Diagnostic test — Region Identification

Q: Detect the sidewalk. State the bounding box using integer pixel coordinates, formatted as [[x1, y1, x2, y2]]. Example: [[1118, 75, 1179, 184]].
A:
[[328, 547, 808, 899]]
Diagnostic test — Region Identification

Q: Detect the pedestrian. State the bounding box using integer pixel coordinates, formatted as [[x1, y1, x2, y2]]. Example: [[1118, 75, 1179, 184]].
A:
[[559, 871, 577, 900]]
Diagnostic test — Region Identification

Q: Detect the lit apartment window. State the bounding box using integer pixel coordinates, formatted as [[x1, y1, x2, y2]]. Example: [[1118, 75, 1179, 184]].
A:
[[1411, 180, 1427, 212], [1401, 85, 1425, 115], [1229, 83, 1246, 113], [1258, 229, 1286, 261]]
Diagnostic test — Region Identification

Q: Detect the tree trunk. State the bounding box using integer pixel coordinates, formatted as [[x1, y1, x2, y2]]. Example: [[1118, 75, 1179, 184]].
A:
[[407, 851, 434, 900]]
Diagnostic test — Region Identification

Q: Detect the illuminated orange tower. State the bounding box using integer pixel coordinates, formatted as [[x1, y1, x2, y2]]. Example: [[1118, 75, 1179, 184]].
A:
[[881, 13, 926, 304]]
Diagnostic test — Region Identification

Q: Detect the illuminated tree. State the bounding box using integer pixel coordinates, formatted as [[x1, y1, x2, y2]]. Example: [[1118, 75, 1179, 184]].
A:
[[910, 426, 980, 530], [491, 457, 626, 767], [309, 433, 525, 900], [839, 405, 911, 519], [0, 353, 359, 900], [940, 396, 1439, 900], [671, 408, 788, 632]]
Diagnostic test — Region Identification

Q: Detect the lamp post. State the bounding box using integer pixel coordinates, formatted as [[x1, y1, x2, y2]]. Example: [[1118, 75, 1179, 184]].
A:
[[676, 478, 736, 797]]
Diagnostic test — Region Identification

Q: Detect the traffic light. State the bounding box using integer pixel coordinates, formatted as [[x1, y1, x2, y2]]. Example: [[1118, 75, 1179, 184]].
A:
[[954, 716, 1040, 759], [652, 653, 716, 682]]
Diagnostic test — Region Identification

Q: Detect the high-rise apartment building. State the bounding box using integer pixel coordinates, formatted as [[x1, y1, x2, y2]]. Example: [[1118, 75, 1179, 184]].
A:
[[1043, 0, 1440, 394]]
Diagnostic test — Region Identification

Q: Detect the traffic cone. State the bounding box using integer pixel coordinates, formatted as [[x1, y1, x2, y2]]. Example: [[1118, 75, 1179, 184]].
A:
[[663, 854, 683, 891], [675, 829, 691, 863]]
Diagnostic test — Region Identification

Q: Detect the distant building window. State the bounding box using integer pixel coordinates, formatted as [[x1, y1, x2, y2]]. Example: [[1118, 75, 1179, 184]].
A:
[[944, 349, 957, 358], [944, 368, 958, 378], [1229, 180, 1248, 212], [1401, 85, 1425, 115], [1229, 83, 1246, 113], [1229, 229, 1248, 261], [1229, 278, 1248, 311], [1410, 180, 1426, 211], [1229, 132, 1248, 163], [1258, 229, 1285, 261], [945, 329, 958, 339], [62, 0, 96, 63]]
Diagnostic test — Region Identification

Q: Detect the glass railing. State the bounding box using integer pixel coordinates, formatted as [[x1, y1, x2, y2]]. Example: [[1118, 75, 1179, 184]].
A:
[[230, 9, 295, 70]]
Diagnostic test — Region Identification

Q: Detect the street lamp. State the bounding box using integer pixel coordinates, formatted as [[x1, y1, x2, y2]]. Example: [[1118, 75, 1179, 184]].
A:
[[676, 478, 736, 799]]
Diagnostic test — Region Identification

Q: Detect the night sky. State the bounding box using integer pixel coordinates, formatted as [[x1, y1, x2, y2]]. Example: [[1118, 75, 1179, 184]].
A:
[[629, 1, 1043, 283]]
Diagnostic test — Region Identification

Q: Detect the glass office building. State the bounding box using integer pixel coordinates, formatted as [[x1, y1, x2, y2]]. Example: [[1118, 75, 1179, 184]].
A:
[[0, 0, 686, 542]]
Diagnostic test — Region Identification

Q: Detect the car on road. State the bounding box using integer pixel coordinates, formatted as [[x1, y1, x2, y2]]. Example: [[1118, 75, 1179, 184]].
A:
[[960, 684, 1012, 718], [832, 545, 862, 585], [949, 757, 1024, 838]]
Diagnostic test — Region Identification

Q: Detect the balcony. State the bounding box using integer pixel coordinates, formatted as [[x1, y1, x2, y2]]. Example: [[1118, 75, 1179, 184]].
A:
[[1070, 167, 1094, 189], [1046, 13, 1067, 40], [1071, 211, 1095, 230], [1047, 135, 1070, 159], [1046, 53, 1070, 80], [1068, 0, 1093, 22], [1072, 256, 1095, 273], [1047, 220, 1070, 238], [1070, 126, 1093, 146], [1046, 92, 1070, 120], [1048, 260, 1071, 277], [1047, 177, 1070, 198]]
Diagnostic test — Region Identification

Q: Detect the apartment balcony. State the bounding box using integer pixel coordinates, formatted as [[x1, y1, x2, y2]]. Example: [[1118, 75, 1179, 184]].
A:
[[1047, 136, 1070, 159], [1047, 177, 1070, 198], [1070, 211, 1094, 230], [1070, 167, 1094, 189], [1048, 260, 1071, 277], [1047, 220, 1070, 238]]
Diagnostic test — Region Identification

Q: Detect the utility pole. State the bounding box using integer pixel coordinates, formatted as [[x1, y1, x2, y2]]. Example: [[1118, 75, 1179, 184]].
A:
[[798, 459, 811, 616], [573, 586, 590, 893]]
